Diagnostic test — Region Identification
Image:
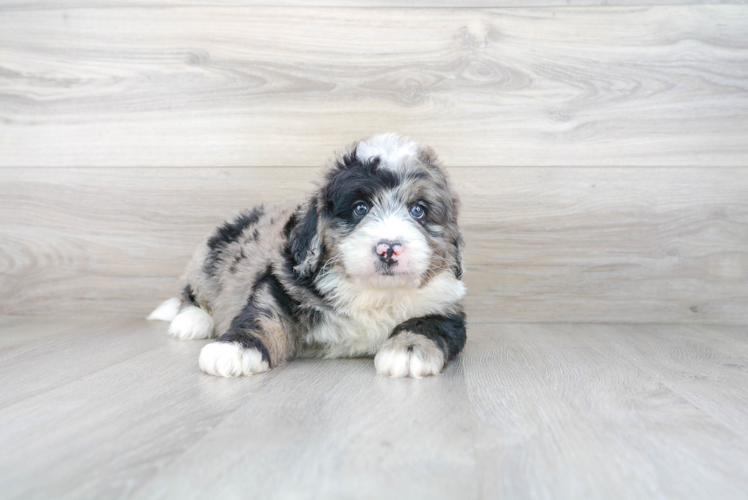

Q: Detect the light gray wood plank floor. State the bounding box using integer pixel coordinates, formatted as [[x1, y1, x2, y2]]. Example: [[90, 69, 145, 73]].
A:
[[1, 317, 747, 499]]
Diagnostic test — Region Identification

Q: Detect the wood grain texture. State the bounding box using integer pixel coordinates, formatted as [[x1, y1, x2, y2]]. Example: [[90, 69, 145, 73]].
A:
[[130, 360, 477, 500], [4, 1, 748, 9], [2, 318, 748, 499], [462, 323, 748, 499], [1, 6, 747, 167], [1, 166, 746, 323], [0, 317, 477, 500], [0, 327, 273, 499], [0, 315, 111, 350], [592, 324, 748, 437], [0, 317, 168, 408]]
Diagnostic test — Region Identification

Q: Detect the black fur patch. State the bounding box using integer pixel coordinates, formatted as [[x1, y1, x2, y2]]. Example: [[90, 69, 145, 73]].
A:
[[203, 206, 264, 276], [254, 265, 299, 318], [453, 235, 464, 280], [282, 207, 322, 291], [282, 209, 300, 238], [182, 284, 198, 306], [323, 155, 399, 227], [391, 311, 467, 360], [288, 199, 321, 276], [208, 207, 264, 251]]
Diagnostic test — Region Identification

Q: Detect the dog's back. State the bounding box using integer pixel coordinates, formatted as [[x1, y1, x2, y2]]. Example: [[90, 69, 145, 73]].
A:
[[179, 203, 296, 335]]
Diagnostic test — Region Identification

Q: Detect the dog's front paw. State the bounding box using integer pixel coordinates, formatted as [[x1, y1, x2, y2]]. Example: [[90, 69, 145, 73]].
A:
[[199, 342, 270, 377], [375, 331, 445, 378], [169, 306, 215, 340]]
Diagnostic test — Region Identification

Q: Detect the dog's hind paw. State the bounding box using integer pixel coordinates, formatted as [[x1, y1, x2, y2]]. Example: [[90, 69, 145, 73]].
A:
[[199, 342, 270, 377], [147, 297, 182, 322], [168, 306, 215, 340]]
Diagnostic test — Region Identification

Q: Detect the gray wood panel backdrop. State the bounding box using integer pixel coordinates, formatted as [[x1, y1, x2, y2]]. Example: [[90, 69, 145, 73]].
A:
[[1, 1, 747, 323]]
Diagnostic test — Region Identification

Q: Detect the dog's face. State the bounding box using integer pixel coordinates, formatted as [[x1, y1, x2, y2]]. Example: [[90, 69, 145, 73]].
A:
[[290, 134, 463, 288]]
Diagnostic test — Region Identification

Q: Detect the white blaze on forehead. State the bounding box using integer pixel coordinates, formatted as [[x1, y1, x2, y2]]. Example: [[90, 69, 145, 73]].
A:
[[356, 133, 420, 171]]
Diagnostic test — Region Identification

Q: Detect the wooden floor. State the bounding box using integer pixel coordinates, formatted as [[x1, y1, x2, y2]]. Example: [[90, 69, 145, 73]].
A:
[[1, 316, 747, 499]]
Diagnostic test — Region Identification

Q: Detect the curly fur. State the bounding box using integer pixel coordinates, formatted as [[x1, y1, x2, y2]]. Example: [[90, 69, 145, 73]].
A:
[[149, 133, 467, 378]]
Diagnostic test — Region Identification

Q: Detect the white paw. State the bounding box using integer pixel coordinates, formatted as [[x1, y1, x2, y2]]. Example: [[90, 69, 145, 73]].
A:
[[147, 297, 182, 322], [374, 331, 445, 378], [199, 342, 270, 377], [168, 306, 215, 340]]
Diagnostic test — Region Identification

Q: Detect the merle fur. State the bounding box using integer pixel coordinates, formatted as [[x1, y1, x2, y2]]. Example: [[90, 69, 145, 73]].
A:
[[215, 266, 295, 365], [203, 206, 264, 276], [176, 135, 467, 375], [182, 284, 198, 306]]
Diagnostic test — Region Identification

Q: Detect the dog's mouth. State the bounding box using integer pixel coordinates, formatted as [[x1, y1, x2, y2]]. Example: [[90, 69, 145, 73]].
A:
[[376, 260, 398, 276], [357, 272, 423, 289], [366, 260, 428, 288]]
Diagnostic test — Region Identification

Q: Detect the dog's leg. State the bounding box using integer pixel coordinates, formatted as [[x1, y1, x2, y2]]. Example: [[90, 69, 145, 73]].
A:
[[375, 311, 466, 378], [199, 273, 296, 377]]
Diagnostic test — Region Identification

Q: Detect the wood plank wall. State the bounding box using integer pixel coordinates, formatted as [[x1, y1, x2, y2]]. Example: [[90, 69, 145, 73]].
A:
[[1, 1, 747, 323]]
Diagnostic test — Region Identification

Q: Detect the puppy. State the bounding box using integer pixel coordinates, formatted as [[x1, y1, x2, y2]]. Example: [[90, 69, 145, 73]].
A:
[[148, 133, 467, 378]]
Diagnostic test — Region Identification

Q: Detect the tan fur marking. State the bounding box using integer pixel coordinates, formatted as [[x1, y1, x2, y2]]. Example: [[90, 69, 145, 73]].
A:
[[255, 315, 295, 367]]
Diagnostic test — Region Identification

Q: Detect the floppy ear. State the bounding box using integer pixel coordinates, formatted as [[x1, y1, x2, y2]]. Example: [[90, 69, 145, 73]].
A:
[[453, 231, 465, 280], [289, 197, 324, 278]]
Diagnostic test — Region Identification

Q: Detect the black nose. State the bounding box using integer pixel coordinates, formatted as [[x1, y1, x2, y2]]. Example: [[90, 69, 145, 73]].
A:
[[376, 240, 402, 265]]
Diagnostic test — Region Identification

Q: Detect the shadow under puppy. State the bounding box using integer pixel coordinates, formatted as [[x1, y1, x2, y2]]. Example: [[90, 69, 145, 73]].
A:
[[148, 133, 467, 378]]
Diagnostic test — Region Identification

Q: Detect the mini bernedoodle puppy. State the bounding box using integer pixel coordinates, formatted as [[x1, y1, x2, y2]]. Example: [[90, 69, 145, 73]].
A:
[[148, 133, 466, 378]]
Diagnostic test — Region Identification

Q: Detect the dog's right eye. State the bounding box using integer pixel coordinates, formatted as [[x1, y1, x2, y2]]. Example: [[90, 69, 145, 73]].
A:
[[352, 202, 369, 218]]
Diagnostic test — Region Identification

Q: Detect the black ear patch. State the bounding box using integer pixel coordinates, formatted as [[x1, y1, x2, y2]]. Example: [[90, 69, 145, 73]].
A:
[[453, 234, 464, 280], [288, 198, 323, 277]]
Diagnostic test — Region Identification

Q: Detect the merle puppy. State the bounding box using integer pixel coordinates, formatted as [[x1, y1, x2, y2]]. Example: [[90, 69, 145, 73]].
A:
[[148, 133, 466, 378]]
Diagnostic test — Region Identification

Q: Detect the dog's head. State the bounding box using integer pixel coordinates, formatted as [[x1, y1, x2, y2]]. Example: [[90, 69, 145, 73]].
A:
[[290, 133, 463, 287]]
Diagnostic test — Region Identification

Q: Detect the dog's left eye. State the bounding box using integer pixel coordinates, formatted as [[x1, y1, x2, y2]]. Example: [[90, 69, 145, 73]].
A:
[[410, 203, 426, 219], [352, 202, 369, 218]]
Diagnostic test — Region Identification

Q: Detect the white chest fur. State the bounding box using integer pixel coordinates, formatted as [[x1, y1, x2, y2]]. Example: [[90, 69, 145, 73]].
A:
[[304, 270, 466, 358]]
